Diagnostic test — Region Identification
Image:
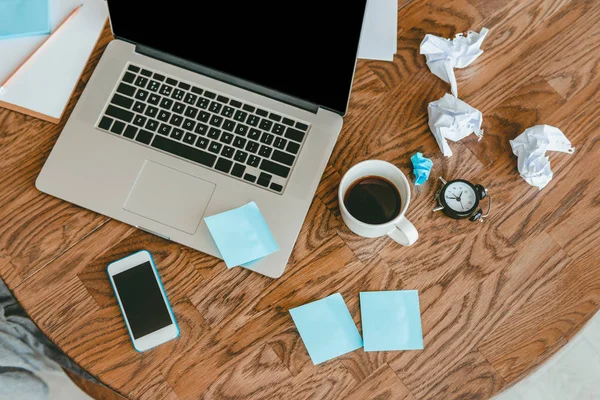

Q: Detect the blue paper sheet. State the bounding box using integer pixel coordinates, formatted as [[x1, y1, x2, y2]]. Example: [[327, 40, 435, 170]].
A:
[[289, 293, 363, 364], [411, 152, 433, 185], [204, 202, 278, 268], [360, 290, 424, 351], [0, 0, 50, 40]]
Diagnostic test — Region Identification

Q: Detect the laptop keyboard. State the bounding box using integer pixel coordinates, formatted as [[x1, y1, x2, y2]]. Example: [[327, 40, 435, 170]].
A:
[[96, 63, 311, 194]]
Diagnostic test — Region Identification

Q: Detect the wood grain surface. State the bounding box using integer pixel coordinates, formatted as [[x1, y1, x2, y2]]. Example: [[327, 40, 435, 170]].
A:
[[1, 0, 599, 399]]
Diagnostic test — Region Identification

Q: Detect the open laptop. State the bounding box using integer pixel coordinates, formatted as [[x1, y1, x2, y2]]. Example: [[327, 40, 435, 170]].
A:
[[36, 2, 368, 278]]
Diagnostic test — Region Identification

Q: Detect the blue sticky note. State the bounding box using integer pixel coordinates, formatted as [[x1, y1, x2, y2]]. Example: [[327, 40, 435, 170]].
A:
[[289, 293, 363, 364], [360, 290, 424, 351], [0, 0, 51, 40], [411, 152, 433, 185], [204, 202, 278, 268]]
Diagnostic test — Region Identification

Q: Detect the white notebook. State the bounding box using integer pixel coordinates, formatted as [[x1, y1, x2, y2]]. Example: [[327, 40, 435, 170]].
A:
[[0, 0, 108, 123]]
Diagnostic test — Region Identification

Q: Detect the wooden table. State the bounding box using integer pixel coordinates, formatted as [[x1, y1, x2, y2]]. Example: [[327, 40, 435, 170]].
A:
[[2, 0, 599, 398]]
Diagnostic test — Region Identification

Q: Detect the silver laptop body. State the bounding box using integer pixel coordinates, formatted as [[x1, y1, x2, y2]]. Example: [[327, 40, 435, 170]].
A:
[[37, 4, 366, 278]]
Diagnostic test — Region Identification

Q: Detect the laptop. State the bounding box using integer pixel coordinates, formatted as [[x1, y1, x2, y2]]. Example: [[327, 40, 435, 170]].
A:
[[36, 1, 368, 278]]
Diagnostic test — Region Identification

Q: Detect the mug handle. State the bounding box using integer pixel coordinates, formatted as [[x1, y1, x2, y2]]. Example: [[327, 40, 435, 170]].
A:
[[387, 217, 418, 246]]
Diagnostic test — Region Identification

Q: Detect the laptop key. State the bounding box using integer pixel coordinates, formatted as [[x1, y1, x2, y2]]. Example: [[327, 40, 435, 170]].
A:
[[217, 95, 229, 104], [260, 159, 290, 178], [282, 117, 295, 126], [243, 173, 256, 183], [183, 118, 196, 131], [184, 106, 198, 118], [248, 128, 261, 141], [295, 122, 309, 131], [204, 91, 216, 99], [127, 64, 140, 73], [258, 145, 272, 158], [183, 132, 197, 145], [159, 84, 173, 96], [257, 172, 272, 187], [284, 127, 305, 142], [172, 89, 185, 101], [209, 101, 222, 113], [135, 89, 149, 101], [105, 105, 134, 123], [270, 183, 283, 192], [178, 82, 191, 90], [245, 141, 259, 154], [145, 106, 158, 118], [123, 72, 136, 83], [234, 150, 248, 163], [234, 124, 248, 136], [166, 78, 178, 86], [98, 116, 113, 130], [153, 73, 165, 81], [194, 123, 208, 135], [234, 110, 247, 122], [123, 125, 138, 139], [286, 141, 300, 154], [231, 163, 245, 178], [158, 123, 171, 136], [196, 137, 209, 149], [170, 115, 183, 127], [117, 83, 136, 97], [256, 108, 268, 117], [222, 119, 235, 132], [221, 106, 235, 118], [221, 146, 235, 158], [274, 137, 287, 149], [171, 128, 184, 140], [272, 123, 285, 135], [136, 129, 154, 144], [246, 115, 259, 127], [135, 76, 149, 88], [184, 93, 198, 105], [259, 119, 273, 131], [160, 97, 174, 110], [110, 93, 133, 108], [268, 113, 282, 122], [233, 136, 246, 149], [230, 100, 242, 108], [148, 94, 160, 105], [133, 115, 147, 127], [147, 80, 160, 92], [111, 121, 125, 135], [215, 158, 233, 173], [208, 127, 221, 140], [208, 142, 222, 153], [140, 69, 152, 77], [133, 101, 146, 113], [152, 135, 216, 168], [247, 155, 261, 167], [145, 119, 159, 131], [260, 132, 274, 145], [242, 104, 255, 113], [209, 115, 223, 127], [272, 150, 295, 166], [157, 110, 171, 122], [191, 86, 203, 95], [197, 111, 210, 122], [172, 102, 186, 114], [220, 132, 233, 144], [197, 98, 209, 109]]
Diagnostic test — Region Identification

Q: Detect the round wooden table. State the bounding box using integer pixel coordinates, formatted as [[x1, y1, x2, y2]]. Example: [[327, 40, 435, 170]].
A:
[[2, 1, 599, 398]]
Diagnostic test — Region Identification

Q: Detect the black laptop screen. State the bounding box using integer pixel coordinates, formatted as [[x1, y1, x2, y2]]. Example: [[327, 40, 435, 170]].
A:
[[106, 2, 367, 115]]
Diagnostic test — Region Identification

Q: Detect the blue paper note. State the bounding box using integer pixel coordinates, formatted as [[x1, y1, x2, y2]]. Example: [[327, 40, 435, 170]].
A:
[[289, 293, 363, 364], [204, 202, 278, 268], [360, 290, 424, 351], [0, 0, 50, 40], [411, 152, 433, 185]]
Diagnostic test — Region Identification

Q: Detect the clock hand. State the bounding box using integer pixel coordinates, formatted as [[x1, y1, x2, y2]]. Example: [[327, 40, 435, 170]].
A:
[[459, 198, 465, 211]]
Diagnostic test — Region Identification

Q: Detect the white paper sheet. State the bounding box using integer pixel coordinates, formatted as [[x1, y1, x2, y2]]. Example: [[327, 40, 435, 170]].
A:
[[510, 125, 574, 190], [357, 0, 397, 61], [420, 28, 488, 97], [428, 93, 483, 157]]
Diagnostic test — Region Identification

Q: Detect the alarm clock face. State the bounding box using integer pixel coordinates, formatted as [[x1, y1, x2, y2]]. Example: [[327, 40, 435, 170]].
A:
[[442, 180, 478, 213]]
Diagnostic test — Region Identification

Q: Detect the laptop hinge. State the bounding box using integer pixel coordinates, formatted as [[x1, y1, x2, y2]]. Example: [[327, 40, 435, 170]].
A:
[[134, 43, 319, 114]]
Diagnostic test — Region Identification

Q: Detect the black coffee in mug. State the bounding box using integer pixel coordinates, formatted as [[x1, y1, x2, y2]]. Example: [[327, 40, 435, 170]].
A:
[[343, 176, 402, 225]]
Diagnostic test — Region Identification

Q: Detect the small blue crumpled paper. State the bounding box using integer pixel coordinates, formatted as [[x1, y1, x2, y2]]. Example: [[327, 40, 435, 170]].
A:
[[204, 202, 278, 268], [411, 152, 433, 185]]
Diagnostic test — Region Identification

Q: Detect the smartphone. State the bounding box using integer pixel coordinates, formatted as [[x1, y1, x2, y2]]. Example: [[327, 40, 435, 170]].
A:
[[107, 250, 179, 352]]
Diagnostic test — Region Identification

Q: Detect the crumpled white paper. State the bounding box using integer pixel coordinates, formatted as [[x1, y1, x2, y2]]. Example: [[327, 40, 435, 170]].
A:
[[509, 125, 574, 190], [427, 93, 483, 157], [420, 28, 489, 97]]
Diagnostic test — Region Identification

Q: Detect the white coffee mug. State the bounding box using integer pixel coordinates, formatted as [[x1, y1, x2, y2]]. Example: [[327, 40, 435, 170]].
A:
[[338, 160, 418, 246]]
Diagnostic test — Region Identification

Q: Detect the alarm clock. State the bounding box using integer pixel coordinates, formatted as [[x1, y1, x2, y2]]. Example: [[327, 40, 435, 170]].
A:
[[433, 177, 492, 222]]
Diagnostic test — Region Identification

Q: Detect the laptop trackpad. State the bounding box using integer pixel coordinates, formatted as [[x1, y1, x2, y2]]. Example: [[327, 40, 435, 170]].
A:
[[123, 161, 216, 234]]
